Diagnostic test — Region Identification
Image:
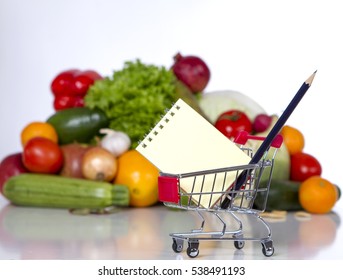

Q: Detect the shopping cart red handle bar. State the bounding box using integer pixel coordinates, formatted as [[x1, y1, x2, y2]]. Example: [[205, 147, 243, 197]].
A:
[[234, 131, 283, 148]]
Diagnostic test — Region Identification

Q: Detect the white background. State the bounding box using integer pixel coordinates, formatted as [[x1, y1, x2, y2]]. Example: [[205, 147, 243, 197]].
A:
[[0, 0, 342, 208]]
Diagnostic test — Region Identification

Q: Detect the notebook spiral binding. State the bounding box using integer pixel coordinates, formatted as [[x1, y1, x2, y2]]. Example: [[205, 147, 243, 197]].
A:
[[137, 101, 181, 148]]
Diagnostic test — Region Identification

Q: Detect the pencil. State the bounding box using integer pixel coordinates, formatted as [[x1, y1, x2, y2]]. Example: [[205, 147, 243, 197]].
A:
[[220, 71, 317, 209]]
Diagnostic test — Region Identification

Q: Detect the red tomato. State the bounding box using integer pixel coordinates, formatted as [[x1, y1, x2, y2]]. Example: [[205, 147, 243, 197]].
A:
[[53, 94, 84, 111], [50, 69, 80, 96], [71, 70, 103, 95], [290, 152, 322, 182], [214, 110, 252, 140], [22, 137, 64, 174]]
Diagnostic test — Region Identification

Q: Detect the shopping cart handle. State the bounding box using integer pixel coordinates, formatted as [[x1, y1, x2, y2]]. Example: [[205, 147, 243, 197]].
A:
[[234, 130, 283, 148]]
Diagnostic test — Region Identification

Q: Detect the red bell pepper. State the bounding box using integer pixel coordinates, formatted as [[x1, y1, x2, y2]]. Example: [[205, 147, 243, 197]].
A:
[[51, 69, 102, 111]]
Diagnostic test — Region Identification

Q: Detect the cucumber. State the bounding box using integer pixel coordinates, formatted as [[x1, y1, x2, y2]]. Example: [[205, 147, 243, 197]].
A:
[[46, 107, 109, 145], [254, 180, 342, 212], [254, 179, 303, 211], [3, 173, 129, 209]]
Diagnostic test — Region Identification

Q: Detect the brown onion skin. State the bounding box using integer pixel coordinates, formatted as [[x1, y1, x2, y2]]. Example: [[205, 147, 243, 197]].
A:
[[171, 52, 210, 93], [81, 146, 117, 182]]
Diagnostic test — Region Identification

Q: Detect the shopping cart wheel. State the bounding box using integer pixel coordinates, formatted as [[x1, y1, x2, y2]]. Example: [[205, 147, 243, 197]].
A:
[[172, 238, 184, 253], [233, 234, 245, 249], [261, 240, 274, 257], [234, 240, 245, 250], [186, 240, 199, 258]]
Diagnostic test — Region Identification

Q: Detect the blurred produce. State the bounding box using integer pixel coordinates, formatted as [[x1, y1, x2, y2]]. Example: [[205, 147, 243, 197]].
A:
[[280, 125, 305, 155], [60, 143, 91, 178], [84, 59, 204, 149], [99, 129, 131, 157], [46, 107, 109, 145], [255, 179, 303, 211], [0, 153, 28, 194], [114, 150, 159, 207], [252, 113, 272, 133], [22, 137, 64, 174], [290, 152, 322, 182], [198, 90, 266, 123], [171, 52, 210, 94], [20, 122, 58, 147], [51, 69, 103, 111], [246, 115, 291, 181], [0, 52, 339, 213], [215, 109, 252, 140], [299, 176, 338, 214], [3, 174, 129, 209], [81, 146, 117, 182]]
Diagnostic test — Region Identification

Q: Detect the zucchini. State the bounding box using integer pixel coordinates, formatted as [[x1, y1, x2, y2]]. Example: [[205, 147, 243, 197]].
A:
[[3, 174, 129, 209], [46, 107, 109, 145], [254, 179, 303, 211]]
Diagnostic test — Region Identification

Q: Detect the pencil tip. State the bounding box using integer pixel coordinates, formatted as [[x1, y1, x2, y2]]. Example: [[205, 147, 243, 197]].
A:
[[306, 70, 317, 85]]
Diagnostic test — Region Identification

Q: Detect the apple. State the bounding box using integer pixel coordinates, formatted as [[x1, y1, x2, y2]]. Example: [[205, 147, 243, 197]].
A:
[[0, 152, 28, 194]]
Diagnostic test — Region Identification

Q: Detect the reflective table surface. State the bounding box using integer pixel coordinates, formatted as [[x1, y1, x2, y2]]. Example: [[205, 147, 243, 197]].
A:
[[0, 195, 342, 260]]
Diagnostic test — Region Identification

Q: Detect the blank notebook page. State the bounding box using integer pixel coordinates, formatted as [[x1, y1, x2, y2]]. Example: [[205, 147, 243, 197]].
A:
[[136, 98, 251, 208]]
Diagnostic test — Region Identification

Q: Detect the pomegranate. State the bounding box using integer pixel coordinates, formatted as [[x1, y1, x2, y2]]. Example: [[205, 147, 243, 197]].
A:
[[171, 52, 210, 94]]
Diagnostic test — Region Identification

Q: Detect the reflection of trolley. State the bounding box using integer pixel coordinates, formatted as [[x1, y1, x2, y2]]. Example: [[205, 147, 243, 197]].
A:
[[158, 131, 283, 258]]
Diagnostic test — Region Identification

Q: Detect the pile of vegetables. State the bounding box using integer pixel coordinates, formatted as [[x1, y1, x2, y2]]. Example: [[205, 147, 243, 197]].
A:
[[85, 60, 198, 148], [0, 53, 210, 211], [0, 52, 340, 214]]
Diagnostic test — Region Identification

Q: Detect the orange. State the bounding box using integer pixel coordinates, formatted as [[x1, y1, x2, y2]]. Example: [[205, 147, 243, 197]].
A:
[[21, 122, 58, 147], [299, 176, 338, 214], [280, 125, 305, 155], [114, 150, 159, 207]]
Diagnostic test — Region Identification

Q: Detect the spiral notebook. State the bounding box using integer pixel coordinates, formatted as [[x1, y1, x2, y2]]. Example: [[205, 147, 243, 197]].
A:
[[136, 98, 251, 208]]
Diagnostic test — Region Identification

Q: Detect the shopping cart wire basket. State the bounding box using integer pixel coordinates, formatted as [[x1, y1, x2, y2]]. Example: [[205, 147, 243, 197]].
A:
[[158, 131, 283, 258]]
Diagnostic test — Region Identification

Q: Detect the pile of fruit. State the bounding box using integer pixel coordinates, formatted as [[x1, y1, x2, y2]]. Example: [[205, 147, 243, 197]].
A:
[[0, 53, 340, 214]]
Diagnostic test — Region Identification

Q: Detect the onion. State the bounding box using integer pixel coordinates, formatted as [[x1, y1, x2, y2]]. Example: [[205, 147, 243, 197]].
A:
[[81, 146, 117, 182], [171, 52, 210, 94], [99, 128, 131, 157], [60, 143, 91, 178]]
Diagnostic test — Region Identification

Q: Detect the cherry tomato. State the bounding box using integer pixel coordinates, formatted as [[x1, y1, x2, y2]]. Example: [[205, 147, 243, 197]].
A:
[[22, 137, 64, 174], [71, 70, 102, 95], [53, 94, 84, 111], [214, 110, 252, 140], [51, 69, 80, 96], [290, 152, 322, 182]]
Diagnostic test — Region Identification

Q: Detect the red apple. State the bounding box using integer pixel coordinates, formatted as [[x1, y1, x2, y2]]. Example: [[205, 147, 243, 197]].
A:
[[0, 153, 28, 194]]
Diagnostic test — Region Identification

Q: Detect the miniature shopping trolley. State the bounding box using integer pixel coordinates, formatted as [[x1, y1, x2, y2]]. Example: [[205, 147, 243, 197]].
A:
[[158, 131, 283, 258]]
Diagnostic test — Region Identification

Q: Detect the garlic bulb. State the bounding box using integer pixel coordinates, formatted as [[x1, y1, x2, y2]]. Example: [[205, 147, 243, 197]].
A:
[[99, 128, 131, 157]]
